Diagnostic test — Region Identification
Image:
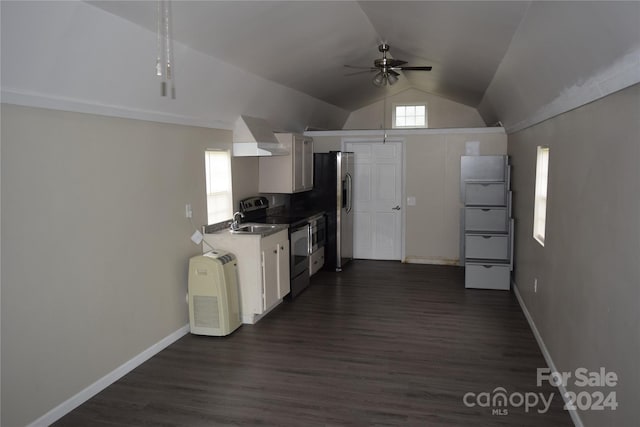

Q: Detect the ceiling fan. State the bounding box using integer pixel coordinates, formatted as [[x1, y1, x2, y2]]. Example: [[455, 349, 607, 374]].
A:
[[345, 43, 432, 87]]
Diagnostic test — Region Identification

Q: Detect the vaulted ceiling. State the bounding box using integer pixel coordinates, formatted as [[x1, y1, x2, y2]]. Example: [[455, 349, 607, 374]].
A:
[[90, 1, 530, 111], [3, 1, 639, 132]]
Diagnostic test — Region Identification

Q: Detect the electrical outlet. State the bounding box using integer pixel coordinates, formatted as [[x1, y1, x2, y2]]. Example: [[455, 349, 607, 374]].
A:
[[191, 230, 203, 245], [185, 203, 192, 218], [534, 278, 538, 293]]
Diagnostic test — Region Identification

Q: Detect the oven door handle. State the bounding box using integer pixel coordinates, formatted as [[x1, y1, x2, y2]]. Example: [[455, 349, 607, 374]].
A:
[[308, 223, 313, 254]]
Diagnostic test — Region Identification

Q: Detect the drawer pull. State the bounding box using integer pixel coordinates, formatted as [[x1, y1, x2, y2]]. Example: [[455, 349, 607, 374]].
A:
[[483, 265, 493, 269], [481, 209, 491, 212], [482, 236, 492, 239]]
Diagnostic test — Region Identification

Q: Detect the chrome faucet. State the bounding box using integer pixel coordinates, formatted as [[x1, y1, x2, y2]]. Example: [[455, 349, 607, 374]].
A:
[[231, 211, 245, 230]]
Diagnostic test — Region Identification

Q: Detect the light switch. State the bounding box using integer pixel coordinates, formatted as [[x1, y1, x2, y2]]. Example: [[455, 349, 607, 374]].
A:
[[407, 196, 416, 206]]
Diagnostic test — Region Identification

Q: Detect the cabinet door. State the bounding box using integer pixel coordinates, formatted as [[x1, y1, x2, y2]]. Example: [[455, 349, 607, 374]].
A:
[[277, 238, 290, 298], [302, 137, 313, 190], [261, 243, 279, 311], [293, 136, 304, 192]]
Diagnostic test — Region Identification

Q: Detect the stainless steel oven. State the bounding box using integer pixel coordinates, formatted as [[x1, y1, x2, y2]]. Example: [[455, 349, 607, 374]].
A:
[[308, 213, 326, 254], [289, 221, 310, 298], [290, 222, 309, 277], [239, 196, 313, 298]]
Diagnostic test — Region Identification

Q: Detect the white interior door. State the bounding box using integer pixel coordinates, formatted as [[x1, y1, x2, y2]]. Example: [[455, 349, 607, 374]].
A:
[[345, 141, 403, 260]]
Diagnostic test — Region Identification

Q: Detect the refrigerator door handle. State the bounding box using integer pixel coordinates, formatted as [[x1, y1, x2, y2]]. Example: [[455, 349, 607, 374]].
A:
[[345, 172, 353, 214]]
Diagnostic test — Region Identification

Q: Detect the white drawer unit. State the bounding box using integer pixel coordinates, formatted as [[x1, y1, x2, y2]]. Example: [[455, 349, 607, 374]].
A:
[[461, 155, 513, 291], [465, 262, 511, 290], [465, 207, 508, 232], [309, 247, 325, 276], [461, 155, 506, 182], [465, 234, 509, 260], [465, 182, 506, 206]]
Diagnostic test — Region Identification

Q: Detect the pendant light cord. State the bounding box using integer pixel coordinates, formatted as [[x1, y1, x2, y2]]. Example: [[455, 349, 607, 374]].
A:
[[382, 93, 387, 143], [157, 0, 176, 99]]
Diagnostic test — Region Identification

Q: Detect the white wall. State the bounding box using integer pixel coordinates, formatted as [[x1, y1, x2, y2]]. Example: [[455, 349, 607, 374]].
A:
[[343, 88, 486, 130], [403, 131, 506, 263], [479, 1, 640, 133], [0, 1, 349, 133], [508, 85, 639, 427], [308, 128, 506, 264], [0, 104, 249, 426]]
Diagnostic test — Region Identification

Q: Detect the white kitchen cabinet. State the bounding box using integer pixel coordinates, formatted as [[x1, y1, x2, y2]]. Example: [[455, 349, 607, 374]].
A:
[[309, 247, 325, 276], [203, 228, 289, 324], [259, 133, 313, 193], [260, 230, 290, 304]]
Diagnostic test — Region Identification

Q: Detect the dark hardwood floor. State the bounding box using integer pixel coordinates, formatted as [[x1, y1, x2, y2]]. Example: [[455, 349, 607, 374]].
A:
[[55, 261, 573, 426]]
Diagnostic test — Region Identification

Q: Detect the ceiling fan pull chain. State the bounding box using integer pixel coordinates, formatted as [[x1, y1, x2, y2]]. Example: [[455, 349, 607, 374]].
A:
[[382, 94, 387, 143]]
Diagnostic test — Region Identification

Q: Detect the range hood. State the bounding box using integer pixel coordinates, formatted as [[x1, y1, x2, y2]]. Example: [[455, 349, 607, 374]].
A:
[[232, 115, 289, 157]]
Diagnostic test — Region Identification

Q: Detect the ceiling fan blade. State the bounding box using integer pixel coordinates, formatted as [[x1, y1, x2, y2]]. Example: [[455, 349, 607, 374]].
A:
[[344, 64, 376, 70], [386, 58, 407, 67], [345, 69, 378, 76], [397, 66, 433, 71]]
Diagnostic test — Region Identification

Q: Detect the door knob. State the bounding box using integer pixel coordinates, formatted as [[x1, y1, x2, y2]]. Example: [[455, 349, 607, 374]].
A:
[[392, 205, 401, 210]]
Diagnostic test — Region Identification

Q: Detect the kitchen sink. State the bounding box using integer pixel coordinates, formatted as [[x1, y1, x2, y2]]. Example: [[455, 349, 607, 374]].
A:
[[230, 223, 286, 235]]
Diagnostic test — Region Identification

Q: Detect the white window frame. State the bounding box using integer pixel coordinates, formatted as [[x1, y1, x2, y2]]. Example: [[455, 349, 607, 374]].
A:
[[392, 103, 427, 129], [205, 150, 233, 225], [533, 146, 549, 246]]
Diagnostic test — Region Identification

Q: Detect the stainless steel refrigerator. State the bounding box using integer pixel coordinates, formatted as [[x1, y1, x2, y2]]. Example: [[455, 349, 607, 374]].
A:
[[301, 151, 354, 271], [313, 151, 354, 271]]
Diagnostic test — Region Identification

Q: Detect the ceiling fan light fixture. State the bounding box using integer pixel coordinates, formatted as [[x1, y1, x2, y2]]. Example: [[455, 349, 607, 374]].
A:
[[387, 72, 398, 86], [373, 72, 385, 87], [346, 43, 432, 88]]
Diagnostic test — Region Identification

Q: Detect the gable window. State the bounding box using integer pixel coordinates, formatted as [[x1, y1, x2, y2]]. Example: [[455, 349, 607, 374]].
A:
[[205, 150, 233, 225], [393, 104, 427, 128], [533, 146, 549, 246]]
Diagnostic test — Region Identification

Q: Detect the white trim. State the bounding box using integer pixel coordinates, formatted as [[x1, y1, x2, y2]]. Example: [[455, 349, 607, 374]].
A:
[[305, 127, 505, 138], [1, 89, 232, 130], [342, 138, 405, 262], [503, 50, 640, 134], [513, 282, 583, 427], [27, 324, 190, 427], [391, 102, 428, 129], [403, 256, 460, 266], [341, 136, 404, 144]]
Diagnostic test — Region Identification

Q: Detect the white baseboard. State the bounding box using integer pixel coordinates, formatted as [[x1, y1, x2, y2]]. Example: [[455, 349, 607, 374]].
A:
[[512, 282, 583, 427], [27, 324, 190, 427], [403, 257, 460, 266]]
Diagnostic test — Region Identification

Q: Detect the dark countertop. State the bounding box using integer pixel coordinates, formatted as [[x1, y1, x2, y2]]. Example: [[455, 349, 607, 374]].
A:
[[259, 211, 324, 227]]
